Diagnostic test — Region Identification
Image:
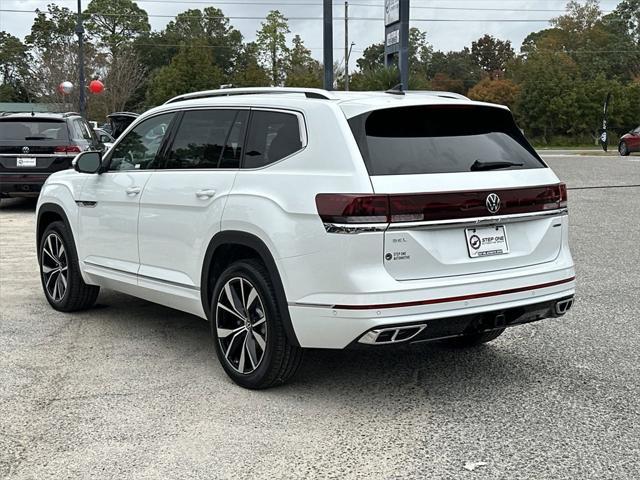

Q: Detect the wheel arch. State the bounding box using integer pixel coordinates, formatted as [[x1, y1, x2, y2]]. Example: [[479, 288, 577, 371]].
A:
[[36, 203, 73, 251], [201, 231, 300, 347]]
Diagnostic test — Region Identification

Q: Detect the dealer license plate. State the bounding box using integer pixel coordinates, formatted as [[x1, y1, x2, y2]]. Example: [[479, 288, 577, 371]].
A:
[[465, 225, 509, 258], [16, 157, 36, 167]]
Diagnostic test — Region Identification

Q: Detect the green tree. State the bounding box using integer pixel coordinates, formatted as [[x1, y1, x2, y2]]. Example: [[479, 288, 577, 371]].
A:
[[0, 32, 31, 101], [161, 8, 243, 78], [427, 48, 483, 92], [512, 52, 580, 142], [85, 0, 150, 57], [471, 34, 515, 77], [231, 42, 270, 87], [611, 0, 640, 43], [256, 10, 290, 86], [285, 35, 322, 87], [146, 41, 223, 106]]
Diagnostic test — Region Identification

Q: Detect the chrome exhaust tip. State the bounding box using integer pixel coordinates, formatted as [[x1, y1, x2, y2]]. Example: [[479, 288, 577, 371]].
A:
[[358, 324, 427, 345], [554, 298, 574, 316]]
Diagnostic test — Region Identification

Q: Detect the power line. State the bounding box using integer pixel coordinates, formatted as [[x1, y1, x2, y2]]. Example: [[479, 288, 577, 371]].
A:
[[0, 9, 569, 22], [32, 0, 613, 13]]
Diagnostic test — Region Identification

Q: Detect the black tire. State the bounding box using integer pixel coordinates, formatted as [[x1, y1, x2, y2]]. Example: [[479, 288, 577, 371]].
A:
[[442, 328, 505, 348], [211, 259, 303, 389], [619, 142, 629, 156], [39, 221, 99, 312]]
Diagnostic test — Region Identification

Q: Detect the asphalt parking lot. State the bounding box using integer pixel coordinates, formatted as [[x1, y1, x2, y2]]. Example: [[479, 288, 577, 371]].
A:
[[1, 153, 639, 479]]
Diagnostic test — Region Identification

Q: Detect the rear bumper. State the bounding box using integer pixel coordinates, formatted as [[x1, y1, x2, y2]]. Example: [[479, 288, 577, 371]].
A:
[[287, 266, 576, 348], [347, 295, 574, 348], [0, 172, 52, 197]]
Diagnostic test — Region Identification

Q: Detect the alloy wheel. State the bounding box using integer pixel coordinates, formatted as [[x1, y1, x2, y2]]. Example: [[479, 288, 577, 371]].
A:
[[216, 277, 268, 374], [42, 233, 68, 302]]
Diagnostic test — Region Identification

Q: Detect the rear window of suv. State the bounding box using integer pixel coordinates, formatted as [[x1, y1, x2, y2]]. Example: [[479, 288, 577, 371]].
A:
[[348, 105, 545, 175], [0, 119, 69, 142]]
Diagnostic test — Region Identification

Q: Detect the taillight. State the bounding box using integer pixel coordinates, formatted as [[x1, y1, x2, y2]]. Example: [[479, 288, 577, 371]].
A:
[[315, 194, 389, 223], [54, 145, 82, 154], [317, 183, 567, 225], [558, 183, 568, 208]]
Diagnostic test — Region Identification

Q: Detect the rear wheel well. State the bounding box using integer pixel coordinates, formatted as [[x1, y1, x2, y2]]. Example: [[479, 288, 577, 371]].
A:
[[200, 231, 300, 347], [206, 244, 263, 308]]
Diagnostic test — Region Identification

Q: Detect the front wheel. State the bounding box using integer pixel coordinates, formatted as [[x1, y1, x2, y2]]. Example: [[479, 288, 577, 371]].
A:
[[39, 221, 99, 311], [211, 259, 303, 389], [619, 142, 630, 156]]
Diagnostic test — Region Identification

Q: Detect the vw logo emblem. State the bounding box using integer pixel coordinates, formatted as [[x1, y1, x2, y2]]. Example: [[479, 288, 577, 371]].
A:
[[486, 193, 501, 214], [22, 146, 30, 154]]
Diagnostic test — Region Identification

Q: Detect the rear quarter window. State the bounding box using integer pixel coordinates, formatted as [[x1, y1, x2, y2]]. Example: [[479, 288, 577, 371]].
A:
[[348, 105, 545, 175]]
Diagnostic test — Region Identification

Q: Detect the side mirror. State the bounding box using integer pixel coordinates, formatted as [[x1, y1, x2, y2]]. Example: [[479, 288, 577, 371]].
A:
[[74, 151, 102, 174]]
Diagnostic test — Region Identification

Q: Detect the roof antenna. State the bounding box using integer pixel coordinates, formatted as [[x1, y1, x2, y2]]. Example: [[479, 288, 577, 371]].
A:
[[385, 83, 405, 95]]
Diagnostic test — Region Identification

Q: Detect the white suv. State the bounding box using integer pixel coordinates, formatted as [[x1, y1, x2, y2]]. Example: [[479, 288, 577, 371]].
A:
[[36, 87, 575, 389]]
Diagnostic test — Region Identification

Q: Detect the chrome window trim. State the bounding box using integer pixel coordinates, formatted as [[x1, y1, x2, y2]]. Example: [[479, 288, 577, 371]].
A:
[[323, 208, 568, 234]]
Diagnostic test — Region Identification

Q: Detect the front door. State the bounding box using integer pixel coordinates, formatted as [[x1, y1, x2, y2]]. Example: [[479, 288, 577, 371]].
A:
[[77, 112, 176, 278], [137, 108, 249, 291]]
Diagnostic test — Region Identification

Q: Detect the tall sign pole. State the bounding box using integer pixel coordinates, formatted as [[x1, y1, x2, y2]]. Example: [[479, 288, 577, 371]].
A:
[[384, 0, 409, 89], [323, 0, 333, 90], [344, 1, 349, 91], [75, 0, 86, 117]]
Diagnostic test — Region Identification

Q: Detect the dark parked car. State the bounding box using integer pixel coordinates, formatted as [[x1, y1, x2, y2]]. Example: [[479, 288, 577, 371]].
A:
[[0, 112, 102, 201], [619, 125, 640, 156]]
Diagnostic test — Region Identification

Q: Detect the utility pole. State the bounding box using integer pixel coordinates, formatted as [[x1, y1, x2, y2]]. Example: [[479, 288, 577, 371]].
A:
[[323, 0, 333, 90], [344, 1, 349, 91], [75, 0, 86, 117]]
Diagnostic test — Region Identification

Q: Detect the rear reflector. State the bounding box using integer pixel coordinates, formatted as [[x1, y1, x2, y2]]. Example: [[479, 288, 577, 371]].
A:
[[316, 183, 567, 224]]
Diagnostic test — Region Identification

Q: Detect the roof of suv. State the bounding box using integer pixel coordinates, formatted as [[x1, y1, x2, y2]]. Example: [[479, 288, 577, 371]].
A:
[[0, 111, 81, 120], [155, 87, 509, 120]]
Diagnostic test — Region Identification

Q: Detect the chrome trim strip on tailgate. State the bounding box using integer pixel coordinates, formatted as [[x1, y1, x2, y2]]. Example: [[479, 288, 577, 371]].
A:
[[387, 208, 568, 230], [323, 208, 568, 233]]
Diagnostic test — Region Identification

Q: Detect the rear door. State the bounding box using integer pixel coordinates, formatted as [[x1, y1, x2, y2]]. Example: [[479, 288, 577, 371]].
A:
[[137, 108, 248, 289], [347, 104, 566, 281]]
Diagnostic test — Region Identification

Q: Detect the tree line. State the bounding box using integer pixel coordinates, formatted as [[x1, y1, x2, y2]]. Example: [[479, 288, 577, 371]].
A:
[[0, 0, 638, 145]]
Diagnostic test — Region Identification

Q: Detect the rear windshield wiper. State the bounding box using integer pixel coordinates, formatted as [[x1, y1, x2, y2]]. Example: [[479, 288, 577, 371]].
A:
[[24, 136, 48, 140], [470, 160, 524, 171]]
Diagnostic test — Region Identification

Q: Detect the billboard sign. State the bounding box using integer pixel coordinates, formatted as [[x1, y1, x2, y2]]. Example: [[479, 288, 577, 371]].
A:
[[385, 0, 400, 26]]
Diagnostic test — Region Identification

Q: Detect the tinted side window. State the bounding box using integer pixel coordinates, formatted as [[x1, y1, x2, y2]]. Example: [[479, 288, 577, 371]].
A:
[[164, 109, 247, 169], [244, 111, 302, 168], [108, 113, 174, 171]]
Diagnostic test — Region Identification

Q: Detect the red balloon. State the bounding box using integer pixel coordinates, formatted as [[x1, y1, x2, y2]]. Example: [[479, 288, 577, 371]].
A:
[[89, 80, 104, 94]]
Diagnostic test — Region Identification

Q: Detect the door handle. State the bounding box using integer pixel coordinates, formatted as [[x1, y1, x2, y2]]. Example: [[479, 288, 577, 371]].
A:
[[126, 186, 141, 196], [195, 189, 216, 199]]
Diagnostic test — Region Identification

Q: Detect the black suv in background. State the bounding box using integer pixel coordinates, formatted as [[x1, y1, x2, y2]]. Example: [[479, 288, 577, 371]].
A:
[[0, 112, 102, 201]]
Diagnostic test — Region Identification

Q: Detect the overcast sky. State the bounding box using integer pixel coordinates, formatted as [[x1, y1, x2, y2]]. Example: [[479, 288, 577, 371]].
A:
[[0, 0, 623, 70]]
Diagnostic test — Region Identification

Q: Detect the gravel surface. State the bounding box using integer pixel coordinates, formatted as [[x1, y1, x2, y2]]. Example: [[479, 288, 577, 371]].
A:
[[1, 154, 639, 479]]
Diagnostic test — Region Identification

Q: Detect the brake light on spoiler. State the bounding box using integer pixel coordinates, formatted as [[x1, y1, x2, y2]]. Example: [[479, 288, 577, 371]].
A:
[[316, 183, 567, 224]]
